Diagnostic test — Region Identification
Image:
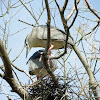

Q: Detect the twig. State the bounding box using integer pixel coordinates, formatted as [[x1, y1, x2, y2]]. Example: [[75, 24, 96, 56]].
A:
[[12, 68, 22, 86], [11, 62, 35, 83], [69, 0, 78, 29], [55, 0, 60, 11], [76, 22, 100, 45], [60, 89, 71, 100], [0, 0, 11, 17], [12, 46, 25, 62], [61, 0, 68, 14], [54, 0, 71, 59], [19, 0, 39, 25], [18, 19, 35, 27], [2, 85, 13, 100], [84, 0, 100, 19], [45, 0, 51, 53], [67, 0, 80, 20], [44, 0, 62, 91]]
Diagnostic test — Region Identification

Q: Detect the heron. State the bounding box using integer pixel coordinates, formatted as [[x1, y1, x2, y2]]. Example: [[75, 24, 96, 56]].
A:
[[27, 49, 57, 80], [25, 25, 74, 57]]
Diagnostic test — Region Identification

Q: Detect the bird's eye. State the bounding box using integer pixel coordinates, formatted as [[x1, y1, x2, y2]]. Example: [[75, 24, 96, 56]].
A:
[[24, 39, 28, 46], [26, 43, 27, 46]]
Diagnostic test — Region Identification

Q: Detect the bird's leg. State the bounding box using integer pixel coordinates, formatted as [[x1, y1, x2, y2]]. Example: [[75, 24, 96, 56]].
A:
[[47, 44, 54, 65], [47, 58, 50, 66], [48, 43, 54, 52], [39, 52, 43, 62], [37, 76, 40, 80]]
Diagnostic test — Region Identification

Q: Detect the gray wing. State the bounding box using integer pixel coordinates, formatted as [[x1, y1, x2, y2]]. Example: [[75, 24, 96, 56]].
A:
[[36, 25, 66, 41], [28, 58, 43, 73], [27, 57, 57, 75]]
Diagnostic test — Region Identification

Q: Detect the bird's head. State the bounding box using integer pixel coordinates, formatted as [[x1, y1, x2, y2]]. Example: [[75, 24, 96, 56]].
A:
[[24, 37, 31, 58]]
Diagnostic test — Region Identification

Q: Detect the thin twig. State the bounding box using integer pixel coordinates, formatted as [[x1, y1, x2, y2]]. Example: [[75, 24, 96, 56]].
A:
[[19, 0, 39, 25], [2, 85, 13, 100], [18, 20, 35, 26], [11, 62, 35, 83], [84, 0, 100, 19], [0, 0, 11, 17], [55, 0, 60, 11], [67, 0, 80, 20], [69, 0, 78, 29], [12, 46, 25, 62]]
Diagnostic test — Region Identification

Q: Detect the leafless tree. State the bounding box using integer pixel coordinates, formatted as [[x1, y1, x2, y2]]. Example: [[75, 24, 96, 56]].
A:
[[0, 0, 100, 100]]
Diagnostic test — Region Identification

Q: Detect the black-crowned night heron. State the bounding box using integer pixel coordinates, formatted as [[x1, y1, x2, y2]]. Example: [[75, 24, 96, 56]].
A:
[[25, 25, 74, 57], [27, 49, 57, 79]]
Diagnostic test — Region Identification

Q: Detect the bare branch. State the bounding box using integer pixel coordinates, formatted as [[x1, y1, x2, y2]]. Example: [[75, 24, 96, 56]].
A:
[[84, 0, 100, 19], [77, 22, 100, 43], [2, 85, 13, 100], [11, 62, 35, 83], [67, 0, 80, 20], [12, 46, 25, 62], [0, 0, 11, 17], [55, 0, 61, 11], [44, 0, 62, 91], [55, 1, 100, 98], [0, 39, 33, 100], [45, 0, 51, 53], [0, 39, 13, 77], [73, 45, 99, 99], [69, 0, 78, 29], [19, 0, 39, 25], [42, 54, 61, 89], [18, 19, 35, 27], [54, 0, 71, 59], [45, 0, 59, 87], [61, 0, 68, 14]]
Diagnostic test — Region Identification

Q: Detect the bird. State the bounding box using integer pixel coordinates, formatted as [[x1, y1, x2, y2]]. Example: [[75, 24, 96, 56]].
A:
[[25, 25, 74, 57], [26, 49, 57, 80]]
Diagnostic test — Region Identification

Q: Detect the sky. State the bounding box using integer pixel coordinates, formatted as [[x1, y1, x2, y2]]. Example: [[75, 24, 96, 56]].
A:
[[0, 0, 100, 99]]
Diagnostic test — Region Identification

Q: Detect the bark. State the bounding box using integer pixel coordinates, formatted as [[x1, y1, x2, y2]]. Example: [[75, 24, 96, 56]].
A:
[[0, 39, 33, 100]]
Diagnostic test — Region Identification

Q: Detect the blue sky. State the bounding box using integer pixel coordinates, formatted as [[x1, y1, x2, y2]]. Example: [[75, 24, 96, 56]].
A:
[[0, 0, 100, 99]]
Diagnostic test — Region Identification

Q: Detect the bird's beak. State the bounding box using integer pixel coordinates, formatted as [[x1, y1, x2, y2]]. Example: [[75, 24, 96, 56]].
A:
[[26, 46, 30, 58]]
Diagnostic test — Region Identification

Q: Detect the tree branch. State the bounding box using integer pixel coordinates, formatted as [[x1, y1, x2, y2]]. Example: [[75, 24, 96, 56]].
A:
[[66, 0, 80, 20], [11, 62, 35, 83], [44, 0, 62, 91], [42, 54, 60, 89], [18, 19, 35, 27], [55, 0, 61, 11], [55, 0, 71, 58], [19, 0, 39, 25], [73, 45, 99, 99], [0, 38, 33, 100], [0, 0, 11, 17], [61, 0, 68, 14], [84, 0, 100, 19], [45, 0, 51, 54], [0, 39, 13, 77], [55, 1, 100, 99], [69, 0, 78, 29]]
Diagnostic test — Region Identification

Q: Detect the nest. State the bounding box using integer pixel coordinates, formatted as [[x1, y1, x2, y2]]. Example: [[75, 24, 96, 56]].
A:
[[27, 76, 70, 100]]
